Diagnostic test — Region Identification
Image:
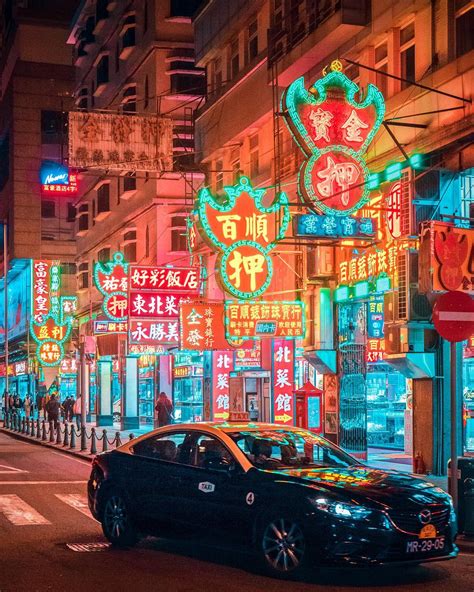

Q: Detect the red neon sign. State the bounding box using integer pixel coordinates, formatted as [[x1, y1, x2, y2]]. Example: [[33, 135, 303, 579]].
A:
[[272, 339, 295, 426], [212, 350, 233, 421], [128, 266, 200, 293]]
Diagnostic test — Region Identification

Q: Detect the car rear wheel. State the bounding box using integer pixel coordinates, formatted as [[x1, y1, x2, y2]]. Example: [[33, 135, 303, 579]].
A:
[[258, 516, 306, 577], [101, 491, 139, 548]]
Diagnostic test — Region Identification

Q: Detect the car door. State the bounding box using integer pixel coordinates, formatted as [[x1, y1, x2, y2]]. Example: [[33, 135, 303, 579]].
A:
[[173, 431, 257, 541]]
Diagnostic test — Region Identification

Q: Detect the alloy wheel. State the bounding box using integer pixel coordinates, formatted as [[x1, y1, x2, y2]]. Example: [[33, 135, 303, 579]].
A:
[[104, 495, 127, 540], [262, 518, 305, 572]]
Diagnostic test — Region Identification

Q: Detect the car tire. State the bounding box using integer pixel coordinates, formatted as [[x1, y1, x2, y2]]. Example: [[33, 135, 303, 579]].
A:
[[101, 490, 139, 548], [257, 515, 307, 578]]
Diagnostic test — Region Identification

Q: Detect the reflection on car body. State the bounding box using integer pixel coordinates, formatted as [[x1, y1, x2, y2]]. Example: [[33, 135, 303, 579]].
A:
[[88, 422, 458, 577]]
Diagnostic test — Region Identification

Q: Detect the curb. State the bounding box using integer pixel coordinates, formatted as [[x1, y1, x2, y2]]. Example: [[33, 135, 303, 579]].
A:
[[457, 536, 474, 554], [0, 427, 94, 462]]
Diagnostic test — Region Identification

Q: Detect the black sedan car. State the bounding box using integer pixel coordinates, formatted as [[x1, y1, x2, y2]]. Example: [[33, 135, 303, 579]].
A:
[[88, 422, 458, 577]]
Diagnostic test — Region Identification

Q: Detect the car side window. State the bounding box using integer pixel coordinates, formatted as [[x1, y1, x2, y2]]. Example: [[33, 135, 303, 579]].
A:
[[132, 432, 188, 463], [191, 433, 235, 470]]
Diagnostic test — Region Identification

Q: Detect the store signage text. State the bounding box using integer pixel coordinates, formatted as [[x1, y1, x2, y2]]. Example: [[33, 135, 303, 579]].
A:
[[272, 339, 295, 425], [212, 351, 233, 421], [179, 302, 230, 350], [40, 161, 78, 195], [294, 213, 376, 239], [339, 245, 398, 285], [225, 301, 305, 340], [129, 266, 200, 293], [93, 320, 127, 335], [128, 319, 179, 346], [94, 252, 129, 321]]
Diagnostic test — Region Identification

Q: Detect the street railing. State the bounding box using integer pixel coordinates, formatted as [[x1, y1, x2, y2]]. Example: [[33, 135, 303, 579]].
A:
[[1, 410, 135, 455]]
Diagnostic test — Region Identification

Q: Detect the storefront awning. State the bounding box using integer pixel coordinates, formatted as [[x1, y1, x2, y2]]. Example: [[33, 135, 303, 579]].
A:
[[303, 349, 337, 374], [383, 353, 435, 379]]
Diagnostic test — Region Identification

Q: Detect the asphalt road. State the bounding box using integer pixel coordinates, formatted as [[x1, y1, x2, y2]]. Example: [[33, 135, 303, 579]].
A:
[[0, 432, 473, 592]]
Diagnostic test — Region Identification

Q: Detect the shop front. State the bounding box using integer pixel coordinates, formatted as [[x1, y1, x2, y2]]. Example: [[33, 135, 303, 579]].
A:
[[172, 353, 204, 423]]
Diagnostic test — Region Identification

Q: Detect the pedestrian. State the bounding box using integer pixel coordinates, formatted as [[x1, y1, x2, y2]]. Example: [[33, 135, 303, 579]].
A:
[[62, 396, 73, 422], [8, 393, 15, 415], [24, 395, 32, 421], [155, 392, 173, 427], [14, 395, 22, 417], [73, 396, 82, 429], [45, 394, 60, 430]]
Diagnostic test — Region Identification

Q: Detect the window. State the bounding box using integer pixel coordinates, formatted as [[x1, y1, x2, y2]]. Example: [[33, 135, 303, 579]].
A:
[[121, 14, 136, 53], [169, 0, 201, 18], [229, 37, 239, 79], [41, 111, 66, 144], [247, 18, 258, 62], [123, 172, 136, 192], [97, 184, 110, 214], [78, 262, 89, 290], [96, 55, 109, 86], [67, 202, 76, 223], [194, 433, 235, 469], [213, 57, 222, 94], [41, 200, 55, 218], [78, 203, 89, 232], [215, 158, 223, 192], [171, 215, 188, 252], [249, 134, 259, 178], [375, 42, 388, 97], [133, 432, 189, 462], [230, 146, 240, 182], [170, 74, 206, 95], [455, 3, 473, 58], [76, 87, 88, 110], [400, 23, 415, 90], [97, 247, 110, 263], [460, 172, 474, 228], [123, 229, 137, 262], [122, 85, 137, 113], [62, 262, 77, 275]]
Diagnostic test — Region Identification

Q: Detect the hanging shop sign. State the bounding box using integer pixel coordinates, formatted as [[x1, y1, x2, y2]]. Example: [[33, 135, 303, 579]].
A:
[[93, 320, 127, 335], [128, 319, 179, 346], [94, 252, 129, 321], [272, 339, 295, 425], [68, 112, 173, 172], [366, 338, 385, 363], [385, 180, 404, 239], [367, 295, 384, 339], [31, 313, 72, 367], [129, 292, 192, 318], [195, 176, 290, 299], [40, 161, 78, 195], [128, 343, 166, 355], [173, 365, 192, 378], [282, 60, 385, 215], [419, 222, 474, 293], [32, 260, 52, 323], [339, 244, 398, 287], [212, 351, 233, 421], [225, 301, 305, 340], [129, 265, 200, 293], [235, 340, 262, 370], [60, 358, 78, 374], [179, 302, 230, 350], [61, 296, 77, 316], [294, 213, 376, 239]]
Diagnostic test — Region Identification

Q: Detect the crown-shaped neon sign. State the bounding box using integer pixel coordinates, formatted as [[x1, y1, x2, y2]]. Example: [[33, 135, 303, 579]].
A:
[[195, 176, 290, 299], [282, 61, 385, 216]]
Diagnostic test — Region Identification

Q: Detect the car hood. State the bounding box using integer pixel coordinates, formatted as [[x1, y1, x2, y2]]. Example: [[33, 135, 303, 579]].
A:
[[270, 466, 449, 510]]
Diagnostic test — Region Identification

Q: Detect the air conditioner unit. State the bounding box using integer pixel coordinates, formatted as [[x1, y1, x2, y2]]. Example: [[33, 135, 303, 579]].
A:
[[412, 170, 458, 232], [307, 246, 334, 279], [385, 325, 425, 354], [396, 250, 432, 322]]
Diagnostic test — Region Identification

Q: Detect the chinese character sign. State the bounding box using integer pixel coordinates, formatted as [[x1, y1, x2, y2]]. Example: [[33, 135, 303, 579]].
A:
[[94, 252, 129, 321], [366, 338, 385, 363], [179, 302, 230, 350], [128, 266, 200, 293], [272, 339, 295, 425], [339, 245, 398, 285], [195, 176, 290, 299], [235, 340, 262, 369], [69, 112, 173, 172], [225, 301, 305, 340], [129, 319, 179, 345], [212, 351, 234, 421], [32, 260, 51, 322], [93, 320, 128, 335], [367, 295, 384, 339], [129, 292, 191, 318], [282, 62, 385, 215], [295, 213, 376, 239]]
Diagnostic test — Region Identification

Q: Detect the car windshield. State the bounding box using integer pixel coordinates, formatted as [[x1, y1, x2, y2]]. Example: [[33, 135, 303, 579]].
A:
[[227, 429, 358, 470]]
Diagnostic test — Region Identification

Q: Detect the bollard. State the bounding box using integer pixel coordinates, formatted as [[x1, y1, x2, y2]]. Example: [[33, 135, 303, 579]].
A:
[[90, 427, 97, 455], [63, 423, 69, 447], [49, 421, 55, 443], [102, 429, 108, 452], [37, 419, 41, 439], [129, 433, 135, 441], [80, 426, 87, 451], [70, 425, 76, 449], [115, 432, 122, 448], [30, 418, 35, 438], [56, 423, 62, 445], [41, 420, 47, 441]]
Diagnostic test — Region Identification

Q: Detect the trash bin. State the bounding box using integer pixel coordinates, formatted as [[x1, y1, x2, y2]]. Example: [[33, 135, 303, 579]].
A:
[[449, 457, 474, 535]]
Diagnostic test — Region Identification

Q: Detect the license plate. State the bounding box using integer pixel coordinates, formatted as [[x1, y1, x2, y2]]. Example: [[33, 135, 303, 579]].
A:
[[406, 537, 445, 554]]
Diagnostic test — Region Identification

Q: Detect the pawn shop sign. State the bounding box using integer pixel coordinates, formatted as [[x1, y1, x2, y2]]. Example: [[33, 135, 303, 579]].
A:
[[433, 291, 474, 342]]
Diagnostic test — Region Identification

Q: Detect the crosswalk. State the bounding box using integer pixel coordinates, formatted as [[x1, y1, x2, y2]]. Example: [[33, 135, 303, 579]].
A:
[[0, 493, 93, 526]]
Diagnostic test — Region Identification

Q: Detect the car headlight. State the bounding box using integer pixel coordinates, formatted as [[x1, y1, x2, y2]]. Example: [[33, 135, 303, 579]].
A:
[[311, 497, 372, 520]]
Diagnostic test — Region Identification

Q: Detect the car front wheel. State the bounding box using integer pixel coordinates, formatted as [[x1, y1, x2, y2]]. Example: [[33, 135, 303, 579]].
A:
[[258, 516, 306, 577], [101, 491, 139, 548]]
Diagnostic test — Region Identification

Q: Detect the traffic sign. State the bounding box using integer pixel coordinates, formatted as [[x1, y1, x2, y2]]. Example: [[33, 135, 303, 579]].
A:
[[433, 291, 474, 342]]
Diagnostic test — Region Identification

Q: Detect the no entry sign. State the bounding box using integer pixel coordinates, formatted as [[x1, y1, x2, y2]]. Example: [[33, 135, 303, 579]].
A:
[[433, 291, 474, 342]]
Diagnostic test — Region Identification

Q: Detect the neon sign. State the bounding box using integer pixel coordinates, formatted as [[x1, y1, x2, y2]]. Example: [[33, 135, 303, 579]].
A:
[[282, 61, 385, 215], [179, 302, 230, 350], [93, 252, 129, 321], [272, 339, 295, 425], [294, 213, 376, 239], [195, 176, 290, 299], [40, 161, 78, 195], [225, 301, 305, 340], [339, 245, 398, 285], [212, 351, 233, 421]]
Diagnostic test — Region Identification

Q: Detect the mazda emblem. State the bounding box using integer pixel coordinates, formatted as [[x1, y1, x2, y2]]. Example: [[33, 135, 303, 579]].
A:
[[418, 509, 432, 524]]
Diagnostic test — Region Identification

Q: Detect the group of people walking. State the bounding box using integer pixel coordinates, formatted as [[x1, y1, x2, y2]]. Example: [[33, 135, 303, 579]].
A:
[[4, 392, 82, 429]]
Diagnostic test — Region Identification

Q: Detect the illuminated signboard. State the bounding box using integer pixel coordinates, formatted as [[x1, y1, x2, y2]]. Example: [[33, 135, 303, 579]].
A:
[[366, 338, 385, 363], [235, 341, 262, 370], [173, 365, 192, 378], [339, 245, 398, 285], [272, 339, 295, 425], [93, 320, 127, 335], [179, 302, 230, 350], [294, 213, 376, 239], [212, 351, 233, 421], [94, 252, 129, 321], [40, 161, 78, 195], [367, 295, 384, 339], [128, 319, 178, 345], [32, 261, 52, 323], [129, 292, 191, 318], [225, 301, 305, 340], [128, 344, 166, 355], [128, 266, 200, 292], [385, 181, 403, 239], [195, 176, 290, 299], [282, 61, 385, 215]]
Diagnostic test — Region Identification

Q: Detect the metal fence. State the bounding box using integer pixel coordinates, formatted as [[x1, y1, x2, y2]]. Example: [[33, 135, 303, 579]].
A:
[[1, 411, 135, 455]]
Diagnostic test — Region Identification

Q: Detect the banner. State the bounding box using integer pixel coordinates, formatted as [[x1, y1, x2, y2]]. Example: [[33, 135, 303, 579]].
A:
[[129, 265, 200, 293], [272, 339, 295, 426], [179, 302, 229, 350], [69, 112, 173, 172], [128, 319, 178, 345], [211, 351, 233, 421]]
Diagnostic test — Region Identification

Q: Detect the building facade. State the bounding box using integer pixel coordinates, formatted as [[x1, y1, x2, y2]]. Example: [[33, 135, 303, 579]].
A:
[[194, 0, 473, 473]]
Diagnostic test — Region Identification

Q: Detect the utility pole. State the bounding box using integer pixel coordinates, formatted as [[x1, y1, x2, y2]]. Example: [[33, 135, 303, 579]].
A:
[[3, 222, 8, 411]]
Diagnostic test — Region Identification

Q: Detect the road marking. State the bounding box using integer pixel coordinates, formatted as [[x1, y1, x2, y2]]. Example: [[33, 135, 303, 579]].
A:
[[0, 463, 28, 474], [438, 311, 474, 322], [0, 494, 50, 525], [0, 480, 87, 485], [50, 451, 91, 466], [66, 542, 110, 552], [55, 494, 92, 518]]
